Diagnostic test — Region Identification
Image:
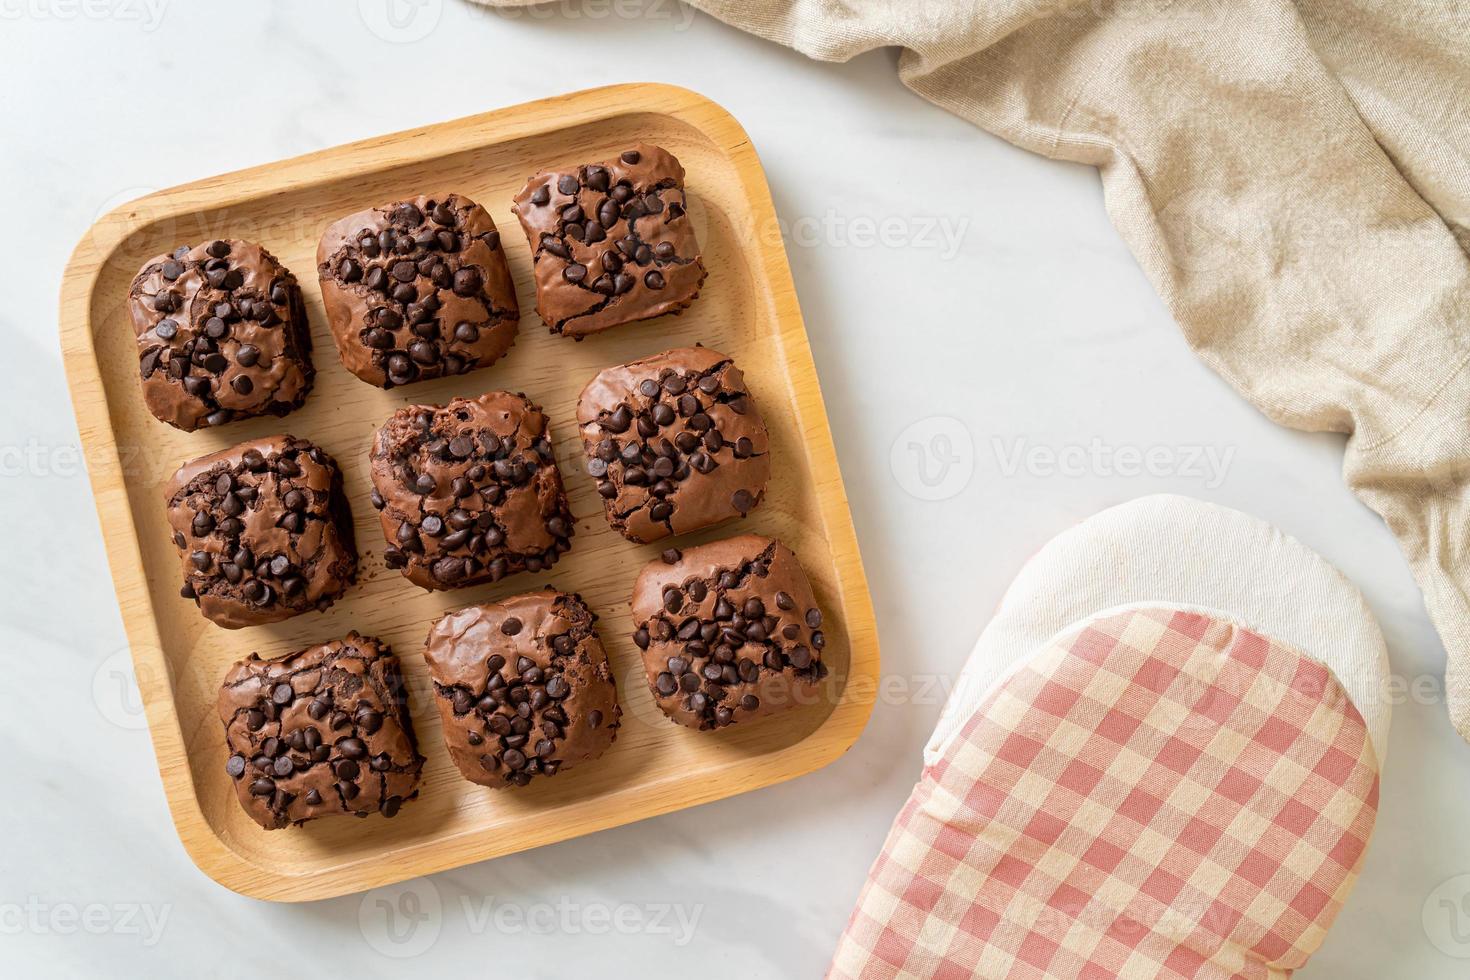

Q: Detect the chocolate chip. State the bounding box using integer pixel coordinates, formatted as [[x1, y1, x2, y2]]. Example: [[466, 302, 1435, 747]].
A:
[[453, 267, 482, 296], [621, 150, 641, 164], [139, 347, 163, 379], [602, 404, 632, 433]]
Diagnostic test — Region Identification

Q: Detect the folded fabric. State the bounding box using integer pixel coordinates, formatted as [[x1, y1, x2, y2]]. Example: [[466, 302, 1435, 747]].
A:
[[830, 498, 1387, 978], [475, 0, 1470, 743]]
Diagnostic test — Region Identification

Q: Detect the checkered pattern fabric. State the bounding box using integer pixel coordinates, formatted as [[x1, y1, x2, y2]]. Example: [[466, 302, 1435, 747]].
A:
[[829, 608, 1380, 979]]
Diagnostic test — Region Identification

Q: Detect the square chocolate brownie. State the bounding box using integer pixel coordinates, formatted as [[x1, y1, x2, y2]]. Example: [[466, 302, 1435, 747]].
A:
[[164, 435, 356, 629], [128, 239, 314, 431], [631, 535, 829, 731], [317, 193, 520, 388], [217, 632, 424, 830], [424, 589, 621, 788], [369, 392, 574, 590], [511, 143, 705, 339], [577, 346, 769, 543]]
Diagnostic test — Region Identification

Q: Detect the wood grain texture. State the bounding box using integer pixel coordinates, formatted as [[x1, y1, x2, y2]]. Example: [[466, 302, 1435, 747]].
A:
[[59, 84, 878, 902]]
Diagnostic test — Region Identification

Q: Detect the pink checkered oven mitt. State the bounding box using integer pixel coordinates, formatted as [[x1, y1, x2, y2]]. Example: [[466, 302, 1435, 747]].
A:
[[829, 607, 1380, 980]]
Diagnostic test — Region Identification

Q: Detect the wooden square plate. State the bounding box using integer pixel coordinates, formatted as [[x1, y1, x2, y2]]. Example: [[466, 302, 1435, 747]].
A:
[[60, 84, 878, 901]]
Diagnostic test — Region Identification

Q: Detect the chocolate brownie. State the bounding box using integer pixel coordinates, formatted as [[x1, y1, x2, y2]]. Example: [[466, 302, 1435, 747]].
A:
[[164, 436, 356, 629], [317, 193, 519, 387], [425, 590, 621, 788], [631, 535, 829, 731], [369, 392, 574, 590], [577, 346, 769, 543], [128, 239, 314, 431], [217, 633, 424, 830], [511, 144, 706, 339]]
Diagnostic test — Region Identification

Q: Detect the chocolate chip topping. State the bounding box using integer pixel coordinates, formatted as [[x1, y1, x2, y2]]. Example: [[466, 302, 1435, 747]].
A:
[[369, 392, 574, 591], [511, 143, 706, 340], [576, 346, 769, 544], [216, 632, 424, 830], [630, 535, 829, 731], [317, 193, 519, 388], [425, 589, 621, 788], [128, 240, 314, 431], [164, 435, 357, 629]]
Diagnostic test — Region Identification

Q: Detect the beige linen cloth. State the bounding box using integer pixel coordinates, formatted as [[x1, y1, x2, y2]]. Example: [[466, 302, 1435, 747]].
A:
[[481, 0, 1470, 740]]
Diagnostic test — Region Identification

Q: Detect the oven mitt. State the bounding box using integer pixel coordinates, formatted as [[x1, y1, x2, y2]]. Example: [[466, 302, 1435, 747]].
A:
[[830, 497, 1386, 979], [928, 495, 1390, 766]]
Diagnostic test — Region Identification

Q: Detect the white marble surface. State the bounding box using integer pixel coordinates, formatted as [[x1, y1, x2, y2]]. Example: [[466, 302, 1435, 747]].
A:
[[5, 1, 1469, 976]]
